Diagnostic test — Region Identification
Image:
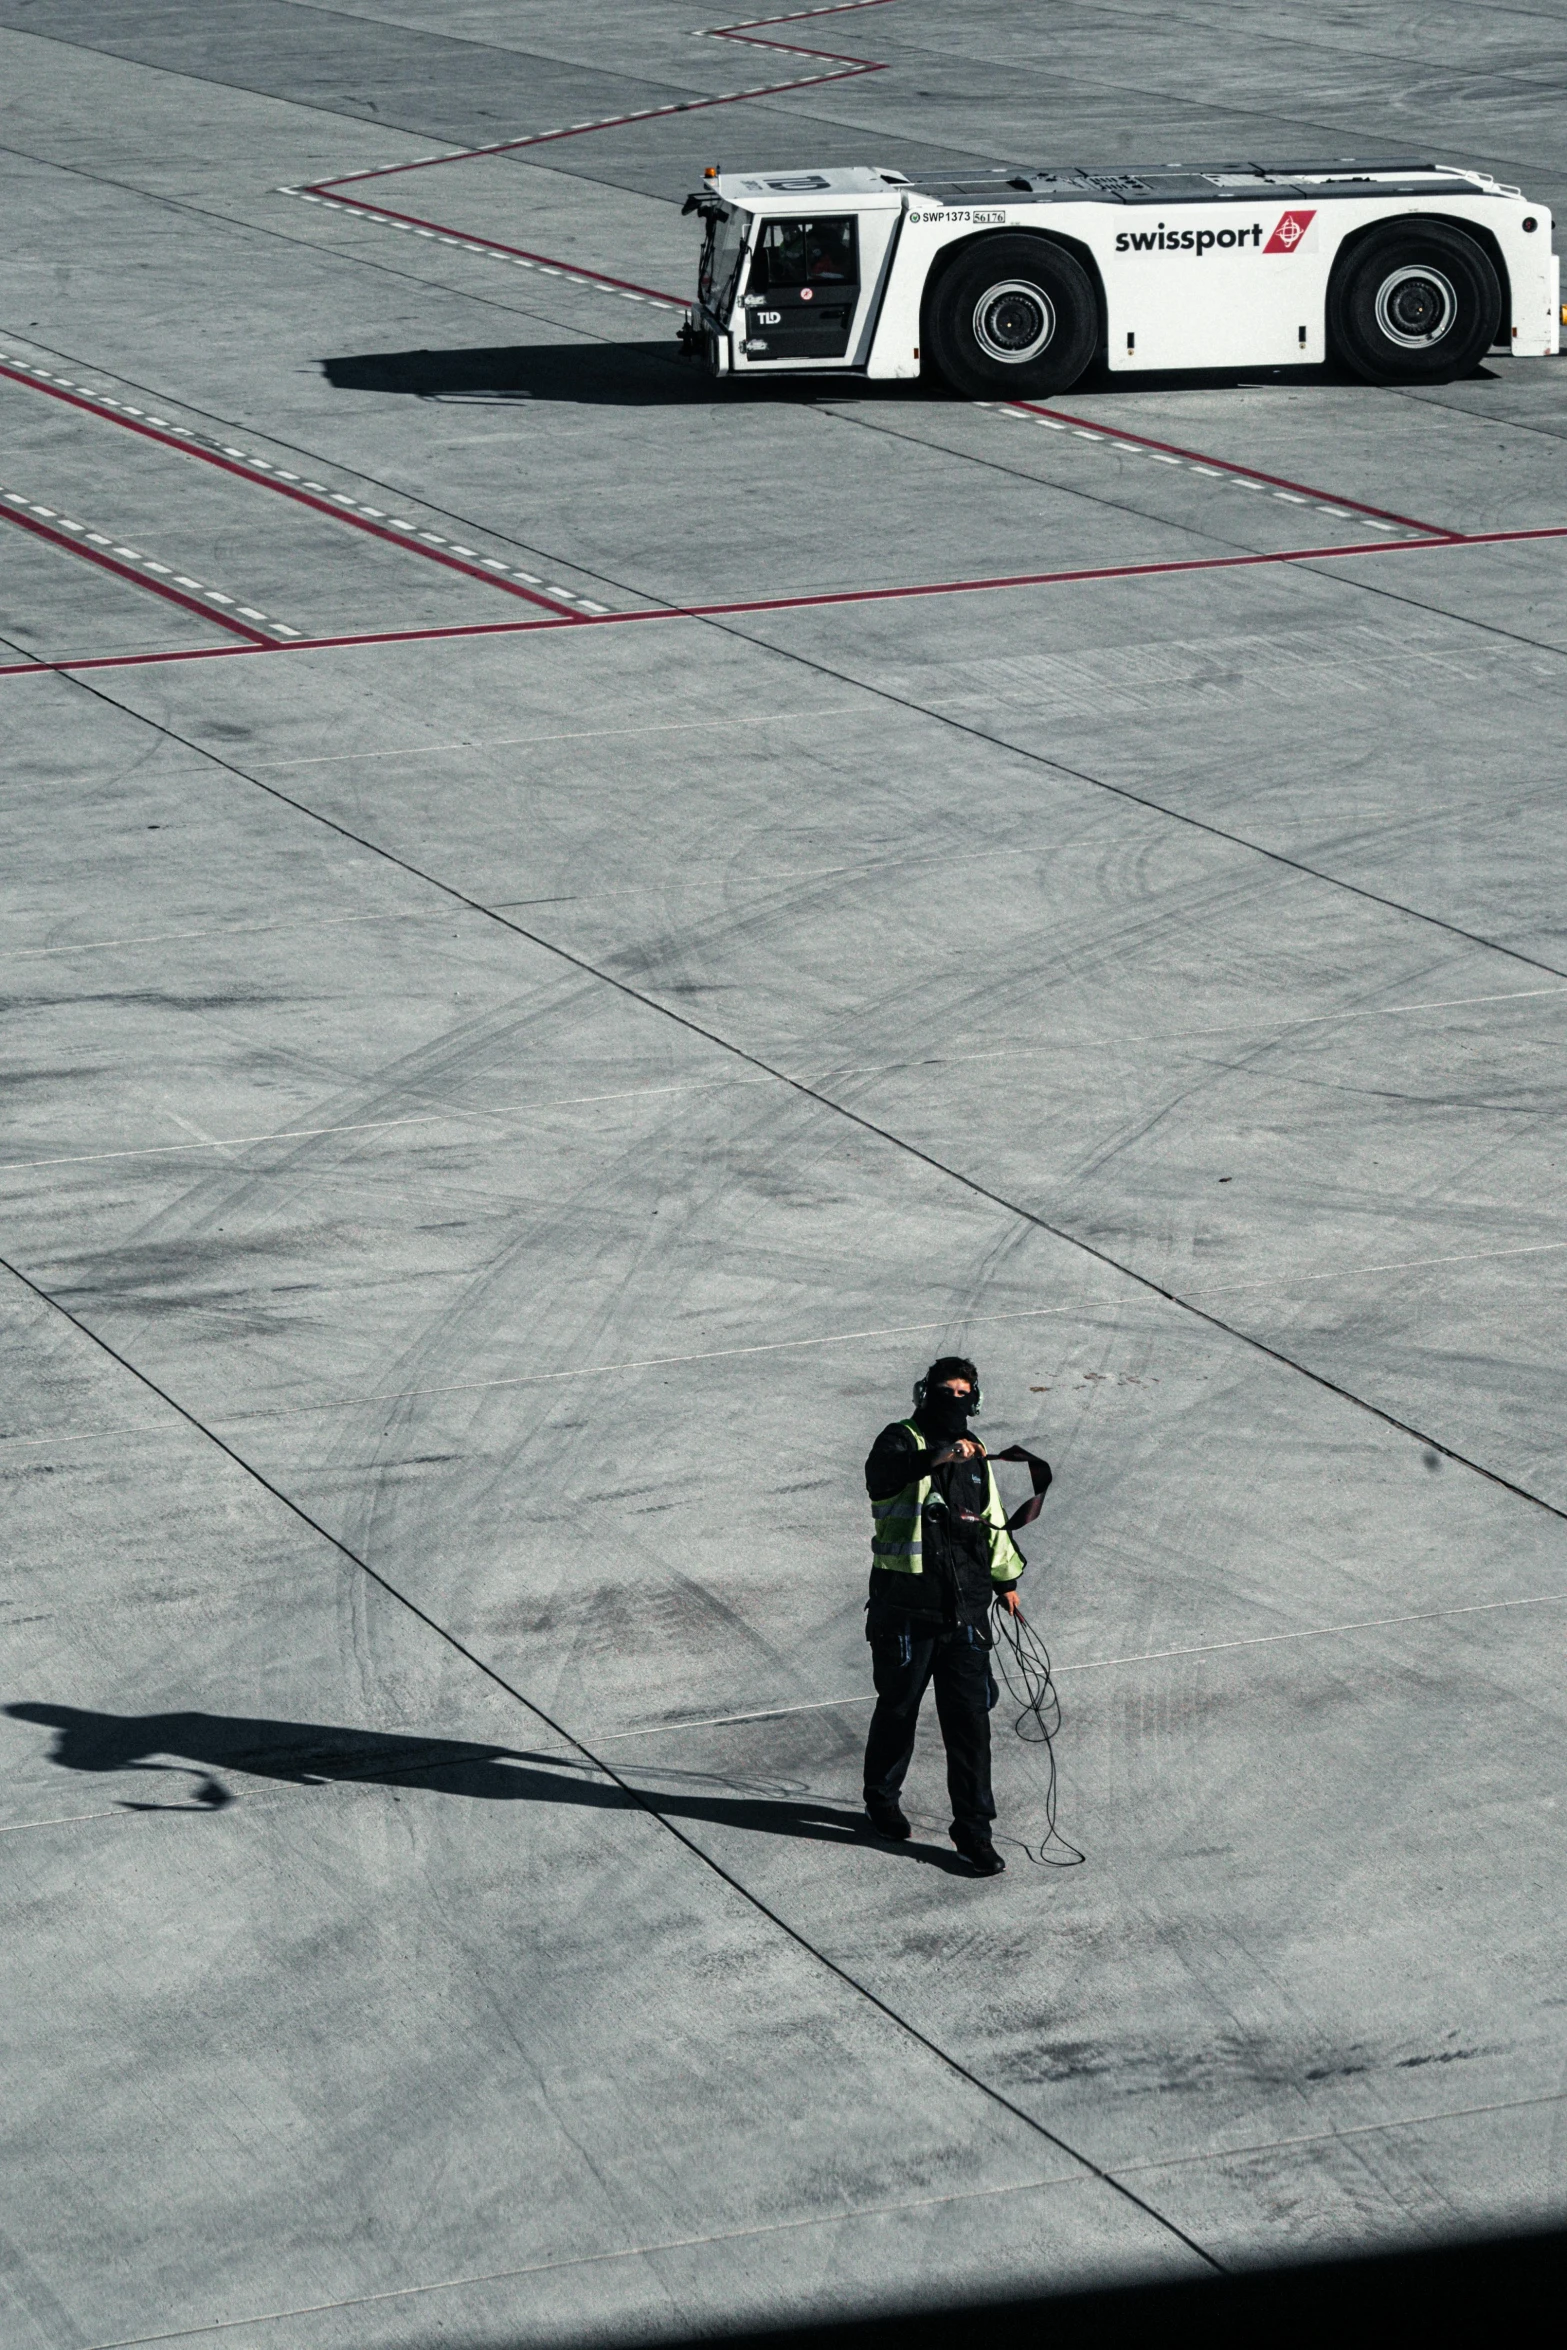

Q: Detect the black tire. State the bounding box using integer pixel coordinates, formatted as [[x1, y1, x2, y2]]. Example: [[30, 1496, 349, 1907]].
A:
[[1328, 220, 1501, 384], [926, 234, 1097, 398]]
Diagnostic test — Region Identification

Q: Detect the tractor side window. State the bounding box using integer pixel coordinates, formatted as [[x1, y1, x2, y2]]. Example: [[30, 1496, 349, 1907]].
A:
[[753, 217, 859, 292]]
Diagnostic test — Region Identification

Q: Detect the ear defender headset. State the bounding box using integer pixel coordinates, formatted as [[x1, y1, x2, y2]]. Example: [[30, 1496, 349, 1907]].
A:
[[913, 1357, 982, 1414]]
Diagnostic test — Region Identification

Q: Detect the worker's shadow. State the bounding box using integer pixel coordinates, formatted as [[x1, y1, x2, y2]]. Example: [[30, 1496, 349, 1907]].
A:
[[4, 1703, 971, 1870]]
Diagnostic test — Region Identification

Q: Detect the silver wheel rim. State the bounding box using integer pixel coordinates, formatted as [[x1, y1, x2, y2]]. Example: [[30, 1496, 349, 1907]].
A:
[[972, 279, 1055, 363], [1374, 263, 1458, 349]]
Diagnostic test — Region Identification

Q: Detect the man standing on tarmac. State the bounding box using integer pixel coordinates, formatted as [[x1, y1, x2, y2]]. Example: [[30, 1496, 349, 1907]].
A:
[[862, 1356, 1028, 1877]]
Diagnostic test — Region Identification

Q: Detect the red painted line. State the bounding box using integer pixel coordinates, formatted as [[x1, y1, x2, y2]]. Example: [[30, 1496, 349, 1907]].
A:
[[309, 97, 751, 193], [0, 641, 262, 678], [309, 2, 891, 193], [706, 0, 893, 65], [300, 0, 888, 298], [265, 531, 1483, 639], [314, 113, 692, 193], [3, 352, 1464, 644], [7, 522, 1562, 680], [7, 348, 1450, 595], [0, 362, 580, 616], [0, 503, 273, 642], [311, 75, 878, 199], [317, 198, 679, 303], [291, 0, 1464, 548], [1018, 402, 1451, 536]]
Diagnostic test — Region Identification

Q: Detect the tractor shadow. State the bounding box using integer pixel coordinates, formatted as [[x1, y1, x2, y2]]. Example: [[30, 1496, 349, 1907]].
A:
[[323, 342, 1500, 408], [321, 341, 927, 405]]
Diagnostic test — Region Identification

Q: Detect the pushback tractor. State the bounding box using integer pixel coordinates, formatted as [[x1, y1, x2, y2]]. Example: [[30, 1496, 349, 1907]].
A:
[[679, 159, 1560, 392]]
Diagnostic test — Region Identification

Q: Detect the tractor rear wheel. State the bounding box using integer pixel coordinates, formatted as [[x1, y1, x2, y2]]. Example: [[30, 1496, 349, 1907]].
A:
[[1328, 221, 1501, 384]]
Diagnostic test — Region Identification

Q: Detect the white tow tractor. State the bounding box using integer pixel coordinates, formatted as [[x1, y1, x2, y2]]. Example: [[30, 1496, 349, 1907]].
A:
[[679, 158, 1559, 392]]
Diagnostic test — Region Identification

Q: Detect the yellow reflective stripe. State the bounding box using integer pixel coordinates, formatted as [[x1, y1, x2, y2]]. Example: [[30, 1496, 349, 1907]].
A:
[[869, 1420, 929, 1566], [869, 1438, 1023, 1578], [983, 1462, 1025, 1579]]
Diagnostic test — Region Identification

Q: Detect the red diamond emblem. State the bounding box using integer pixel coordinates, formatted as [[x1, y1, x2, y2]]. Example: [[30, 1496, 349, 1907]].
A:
[[1264, 209, 1316, 254]]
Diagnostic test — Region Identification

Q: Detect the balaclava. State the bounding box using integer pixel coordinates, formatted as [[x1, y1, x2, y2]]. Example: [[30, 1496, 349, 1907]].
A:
[[916, 1355, 979, 1443]]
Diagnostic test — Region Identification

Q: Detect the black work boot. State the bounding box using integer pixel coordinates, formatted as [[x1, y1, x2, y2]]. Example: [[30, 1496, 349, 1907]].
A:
[[951, 1826, 1005, 1875], [864, 1796, 911, 1841]]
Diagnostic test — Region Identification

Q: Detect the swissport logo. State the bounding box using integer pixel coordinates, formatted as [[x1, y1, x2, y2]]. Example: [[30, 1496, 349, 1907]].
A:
[[1112, 207, 1319, 258], [1264, 209, 1316, 254]]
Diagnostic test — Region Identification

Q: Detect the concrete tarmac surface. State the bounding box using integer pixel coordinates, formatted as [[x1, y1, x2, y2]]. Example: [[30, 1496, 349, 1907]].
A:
[[3, 2, 1566, 2343]]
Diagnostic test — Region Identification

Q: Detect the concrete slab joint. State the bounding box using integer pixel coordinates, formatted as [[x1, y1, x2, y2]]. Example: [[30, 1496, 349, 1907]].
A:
[[2, 1, 1566, 2345]]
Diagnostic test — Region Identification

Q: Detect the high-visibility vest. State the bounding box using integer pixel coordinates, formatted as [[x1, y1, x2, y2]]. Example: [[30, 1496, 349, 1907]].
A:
[[870, 1420, 1026, 1584]]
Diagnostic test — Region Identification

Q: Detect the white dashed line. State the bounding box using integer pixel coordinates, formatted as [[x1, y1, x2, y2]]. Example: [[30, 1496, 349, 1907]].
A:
[[293, 38, 882, 194], [977, 401, 1427, 533], [280, 188, 687, 314], [705, 0, 887, 23], [0, 487, 302, 637], [0, 352, 611, 612]]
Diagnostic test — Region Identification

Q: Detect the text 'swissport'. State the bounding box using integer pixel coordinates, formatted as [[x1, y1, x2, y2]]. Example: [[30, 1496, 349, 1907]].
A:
[[1114, 211, 1313, 256]]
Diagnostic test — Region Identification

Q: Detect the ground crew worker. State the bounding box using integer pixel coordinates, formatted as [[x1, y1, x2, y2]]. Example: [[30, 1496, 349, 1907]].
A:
[[862, 1356, 1026, 1876]]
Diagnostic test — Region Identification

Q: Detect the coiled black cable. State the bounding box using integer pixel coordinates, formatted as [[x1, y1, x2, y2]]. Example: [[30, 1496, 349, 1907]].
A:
[[990, 1598, 1085, 1867]]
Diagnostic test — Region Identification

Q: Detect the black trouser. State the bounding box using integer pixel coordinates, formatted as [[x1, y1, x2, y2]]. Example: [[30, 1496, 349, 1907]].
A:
[[863, 1616, 995, 1839]]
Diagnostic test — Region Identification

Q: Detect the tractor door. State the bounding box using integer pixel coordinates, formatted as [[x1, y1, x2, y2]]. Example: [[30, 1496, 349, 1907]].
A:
[[741, 217, 861, 361]]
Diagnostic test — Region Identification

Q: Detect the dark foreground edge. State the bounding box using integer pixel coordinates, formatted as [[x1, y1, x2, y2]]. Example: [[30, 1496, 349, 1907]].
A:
[[501, 2222, 1567, 2350]]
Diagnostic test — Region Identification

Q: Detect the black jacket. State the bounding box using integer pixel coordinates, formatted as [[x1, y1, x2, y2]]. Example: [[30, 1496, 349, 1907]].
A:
[[864, 1416, 1019, 1637]]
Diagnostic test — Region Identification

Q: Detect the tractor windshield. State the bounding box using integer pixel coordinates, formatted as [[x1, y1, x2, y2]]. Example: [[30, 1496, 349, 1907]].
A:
[[698, 206, 751, 324]]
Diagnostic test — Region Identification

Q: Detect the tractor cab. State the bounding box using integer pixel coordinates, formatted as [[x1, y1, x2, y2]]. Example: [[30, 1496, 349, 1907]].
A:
[[681, 169, 906, 374]]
